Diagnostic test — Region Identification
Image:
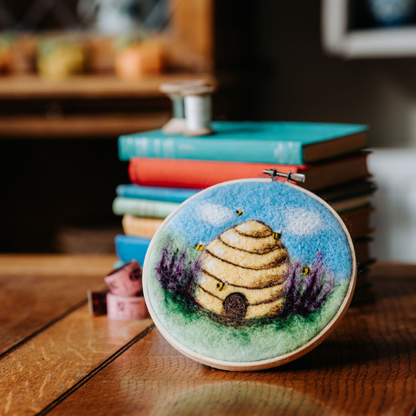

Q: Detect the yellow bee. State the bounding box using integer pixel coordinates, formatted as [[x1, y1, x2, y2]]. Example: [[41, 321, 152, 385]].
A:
[[216, 281, 228, 291], [195, 243, 205, 251], [236, 209, 244, 216], [273, 232, 282, 240], [301, 266, 312, 275]]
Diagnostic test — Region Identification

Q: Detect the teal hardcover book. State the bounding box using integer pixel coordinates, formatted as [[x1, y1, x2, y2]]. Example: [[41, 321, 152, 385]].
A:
[[116, 184, 199, 203], [118, 121, 368, 165]]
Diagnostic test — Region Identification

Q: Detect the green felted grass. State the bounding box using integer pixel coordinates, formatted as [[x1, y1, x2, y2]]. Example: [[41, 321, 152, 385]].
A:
[[146, 226, 350, 362]]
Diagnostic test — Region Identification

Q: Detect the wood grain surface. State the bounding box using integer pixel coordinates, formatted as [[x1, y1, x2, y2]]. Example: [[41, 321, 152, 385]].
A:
[[0, 305, 152, 416], [47, 273, 416, 416], [1, 259, 415, 416], [0, 255, 116, 276], [0, 255, 116, 356]]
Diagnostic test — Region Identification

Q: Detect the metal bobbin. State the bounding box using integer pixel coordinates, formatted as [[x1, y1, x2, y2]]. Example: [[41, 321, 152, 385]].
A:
[[180, 83, 215, 136], [263, 169, 306, 183], [159, 80, 205, 134]]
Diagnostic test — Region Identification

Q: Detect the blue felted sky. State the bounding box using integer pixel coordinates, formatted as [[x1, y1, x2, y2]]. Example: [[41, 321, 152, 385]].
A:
[[166, 180, 352, 279]]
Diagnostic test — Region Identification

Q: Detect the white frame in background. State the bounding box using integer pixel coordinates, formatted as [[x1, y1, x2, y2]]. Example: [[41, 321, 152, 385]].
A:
[[322, 0, 416, 58]]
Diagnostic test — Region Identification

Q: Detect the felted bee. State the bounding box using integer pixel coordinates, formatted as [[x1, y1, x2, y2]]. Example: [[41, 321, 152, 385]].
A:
[[236, 209, 244, 216], [195, 243, 205, 251], [216, 281, 228, 291], [301, 267, 312, 275], [195, 220, 290, 320]]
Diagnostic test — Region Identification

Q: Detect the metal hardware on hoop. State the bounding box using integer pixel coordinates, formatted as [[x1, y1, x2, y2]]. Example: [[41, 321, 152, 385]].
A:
[[263, 169, 306, 183]]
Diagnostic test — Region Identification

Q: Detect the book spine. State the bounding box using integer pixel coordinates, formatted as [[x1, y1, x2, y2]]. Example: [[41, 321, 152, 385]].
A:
[[113, 197, 180, 218], [118, 136, 303, 164], [122, 214, 164, 238], [115, 235, 151, 265], [116, 184, 199, 203], [129, 158, 298, 189]]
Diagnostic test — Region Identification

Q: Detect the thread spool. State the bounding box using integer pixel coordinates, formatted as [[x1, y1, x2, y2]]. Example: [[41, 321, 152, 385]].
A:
[[159, 80, 205, 134], [181, 84, 215, 136]]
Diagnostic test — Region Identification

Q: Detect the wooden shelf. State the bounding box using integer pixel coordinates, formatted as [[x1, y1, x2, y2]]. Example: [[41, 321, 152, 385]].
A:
[[0, 72, 215, 138], [0, 73, 216, 100], [0, 112, 170, 138]]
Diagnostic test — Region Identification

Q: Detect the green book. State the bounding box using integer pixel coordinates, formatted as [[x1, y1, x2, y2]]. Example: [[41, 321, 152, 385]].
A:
[[118, 121, 368, 165], [112, 197, 180, 218]]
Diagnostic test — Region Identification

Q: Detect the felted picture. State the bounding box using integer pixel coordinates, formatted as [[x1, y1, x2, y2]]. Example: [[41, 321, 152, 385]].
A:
[[144, 180, 354, 363]]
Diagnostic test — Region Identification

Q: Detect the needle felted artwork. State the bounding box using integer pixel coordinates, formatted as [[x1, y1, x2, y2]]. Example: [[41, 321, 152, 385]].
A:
[[143, 179, 356, 370]]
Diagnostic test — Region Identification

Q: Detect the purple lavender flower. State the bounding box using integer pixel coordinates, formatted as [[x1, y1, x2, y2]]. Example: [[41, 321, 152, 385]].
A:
[[155, 242, 200, 304], [281, 252, 335, 317]]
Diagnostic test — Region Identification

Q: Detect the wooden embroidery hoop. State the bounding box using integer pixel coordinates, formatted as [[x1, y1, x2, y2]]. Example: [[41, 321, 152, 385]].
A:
[[143, 178, 357, 371]]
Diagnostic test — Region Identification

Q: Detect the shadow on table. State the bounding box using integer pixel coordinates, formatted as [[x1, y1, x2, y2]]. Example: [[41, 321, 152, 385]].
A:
[[149, 381, 332, 416]]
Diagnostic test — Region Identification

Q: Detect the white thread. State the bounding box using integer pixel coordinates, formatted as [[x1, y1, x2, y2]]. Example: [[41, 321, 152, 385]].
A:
[[184, 94, 212, 132], [159, 80, 205, 134]]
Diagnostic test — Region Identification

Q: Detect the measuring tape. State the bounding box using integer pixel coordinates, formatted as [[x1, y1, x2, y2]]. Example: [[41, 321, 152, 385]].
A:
[[107, 293, 149, 321], [104, 260, 142, 297], [88, 259, 149, 320]]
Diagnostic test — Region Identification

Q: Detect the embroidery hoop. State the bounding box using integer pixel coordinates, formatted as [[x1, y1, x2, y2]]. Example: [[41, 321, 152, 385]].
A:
[[143, 178, 357, 371]]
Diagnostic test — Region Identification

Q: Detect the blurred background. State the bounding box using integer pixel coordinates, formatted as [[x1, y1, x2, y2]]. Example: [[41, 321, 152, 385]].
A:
[[0, 0, 415, 263]]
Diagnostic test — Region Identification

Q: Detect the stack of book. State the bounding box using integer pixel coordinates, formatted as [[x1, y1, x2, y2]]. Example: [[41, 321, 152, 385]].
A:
[[113, 122, 376, 297]]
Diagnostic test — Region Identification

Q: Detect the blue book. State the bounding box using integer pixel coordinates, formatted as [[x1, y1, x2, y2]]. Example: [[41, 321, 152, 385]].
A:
[[115, 235, 151, 266], [113, 260, 125, 269], [118, 121, 368, 165], [116, 184, 199, 203]]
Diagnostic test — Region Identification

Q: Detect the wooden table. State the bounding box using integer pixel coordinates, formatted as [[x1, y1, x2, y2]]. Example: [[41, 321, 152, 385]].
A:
[[0, 255, 415, 416]]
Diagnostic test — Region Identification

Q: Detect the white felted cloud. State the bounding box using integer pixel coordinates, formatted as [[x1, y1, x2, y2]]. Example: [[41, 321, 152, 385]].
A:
[[284, 208, 323, 236], [198, 203, 235, 227]]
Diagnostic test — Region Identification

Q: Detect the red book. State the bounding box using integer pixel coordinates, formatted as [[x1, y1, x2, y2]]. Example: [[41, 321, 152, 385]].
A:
[[128, 153, 370, 191]]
